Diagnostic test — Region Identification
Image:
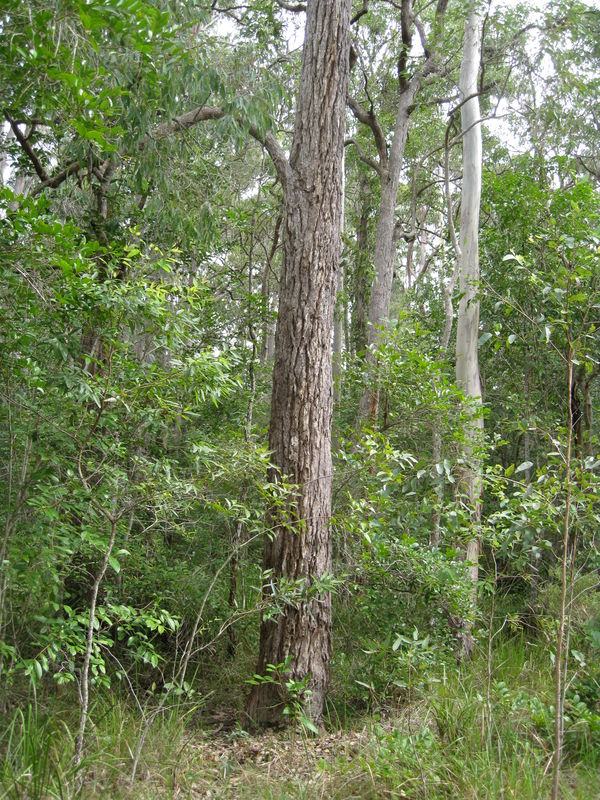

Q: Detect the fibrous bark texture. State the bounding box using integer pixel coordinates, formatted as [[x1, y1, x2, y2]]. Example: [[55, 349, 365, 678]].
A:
[[246, 0, 351, 727]]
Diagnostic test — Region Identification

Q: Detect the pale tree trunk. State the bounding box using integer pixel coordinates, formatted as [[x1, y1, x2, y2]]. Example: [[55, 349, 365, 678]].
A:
[[455, 5, 484, 651], [431, 136, 462, 547], [357, 86, 420, 423], [352, 0, 447, 425], [352, 172, 370, 355], [333, 150, 346, 402], [246, 0, 351, 727], [260, 212, 281, 365]]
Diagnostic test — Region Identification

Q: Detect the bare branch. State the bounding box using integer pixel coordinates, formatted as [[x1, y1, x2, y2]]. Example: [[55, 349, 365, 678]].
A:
[[4, 112, 49, 183], [351, 0, 369, 25], [249, 127, 292, 189], [31, 160, 80, 195], [347, 96, 388, 167], [345, 137, 383, 177], [152, 105, 291, 186], [152, 105, 226, 140]]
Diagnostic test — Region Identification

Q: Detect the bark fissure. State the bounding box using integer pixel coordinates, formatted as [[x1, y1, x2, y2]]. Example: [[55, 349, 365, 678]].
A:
[[246, 0, 351, 727]]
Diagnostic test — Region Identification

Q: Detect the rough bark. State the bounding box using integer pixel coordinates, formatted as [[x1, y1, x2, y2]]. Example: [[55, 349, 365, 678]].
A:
[[455, 6, 484, 648], [246, 0, 351, 727]]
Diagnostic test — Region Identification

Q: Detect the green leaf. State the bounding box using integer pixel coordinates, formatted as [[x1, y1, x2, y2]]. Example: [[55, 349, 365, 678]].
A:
[[300, 718, 319, 735], [515, 461, 533, 474]]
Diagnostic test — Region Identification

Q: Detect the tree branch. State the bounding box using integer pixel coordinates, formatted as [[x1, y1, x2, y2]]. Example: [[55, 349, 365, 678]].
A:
[[345, 137, 383, 177], [152, 105, 226, 140], [398, 0, 413, 91], [31, 160, 81, 195], [152, 106, 291, 187], [351, 0, 369, 25], [4, 112, 49, 183], [347, 96, 388, 168], [249, 127, 292, 189]]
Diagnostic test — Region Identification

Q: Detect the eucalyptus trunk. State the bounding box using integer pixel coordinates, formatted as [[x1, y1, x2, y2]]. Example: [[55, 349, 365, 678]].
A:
[[455, 6, 484, 641], [358, 87, 419, 423], [246, 0, 351, 727], [333, 150, 346, 402], [352, 173, 371, 355]]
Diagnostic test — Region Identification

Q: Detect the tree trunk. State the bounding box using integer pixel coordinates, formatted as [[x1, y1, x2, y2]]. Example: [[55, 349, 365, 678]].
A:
[[583, 376, 594, 458], [358, 87, 419, 423], [260, 212, 281, 365], [352, 173, 371, 356], [455, 6, 484, 651], [333, 150, 346, 402], [353, 0, 448, 425], [246, 0, 351, 727]]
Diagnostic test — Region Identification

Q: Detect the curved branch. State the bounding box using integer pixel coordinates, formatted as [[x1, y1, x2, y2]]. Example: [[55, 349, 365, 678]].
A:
[[29, 104, 292, 197], [344, 137, 382, 177], [152, 105, 225, 140], [4, 112, 48, 183], [31, 160, 80, 196], [347, 96, 388, 168]]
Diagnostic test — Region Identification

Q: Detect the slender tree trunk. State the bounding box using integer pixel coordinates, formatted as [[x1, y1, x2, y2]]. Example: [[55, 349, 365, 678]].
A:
[[352, 173, 370, 356], [74, 515, 117, 766], [354, 0, 447, 425], [455, 6, 484, 652], [432, 135, 462, 547], [333, 151, 346, 402], [358, 87, 419, 423], [228, 209, 259, 656], [583, 376, 594, 457], [551, 356, 574, 800], [260, 212, 281, 365], [246, 0, 351, 727]]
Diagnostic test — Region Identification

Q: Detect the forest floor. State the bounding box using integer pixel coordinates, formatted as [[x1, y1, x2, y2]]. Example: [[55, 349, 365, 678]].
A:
[[2, 639, 599, 799], [79, 702, 599, 800]]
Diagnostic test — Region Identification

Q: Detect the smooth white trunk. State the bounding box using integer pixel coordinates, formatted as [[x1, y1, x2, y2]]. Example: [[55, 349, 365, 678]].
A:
[[455, 7, 484, 604]]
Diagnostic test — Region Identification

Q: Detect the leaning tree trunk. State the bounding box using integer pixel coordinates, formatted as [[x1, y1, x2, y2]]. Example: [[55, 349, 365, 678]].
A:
[[246, 0, 351, 727], [455, 5, 484, 653]]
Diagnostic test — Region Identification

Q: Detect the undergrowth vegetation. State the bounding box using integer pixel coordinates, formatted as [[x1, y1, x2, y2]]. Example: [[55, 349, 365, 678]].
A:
[[2, 0, 600, 797], [1, 629, 598, 799]]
